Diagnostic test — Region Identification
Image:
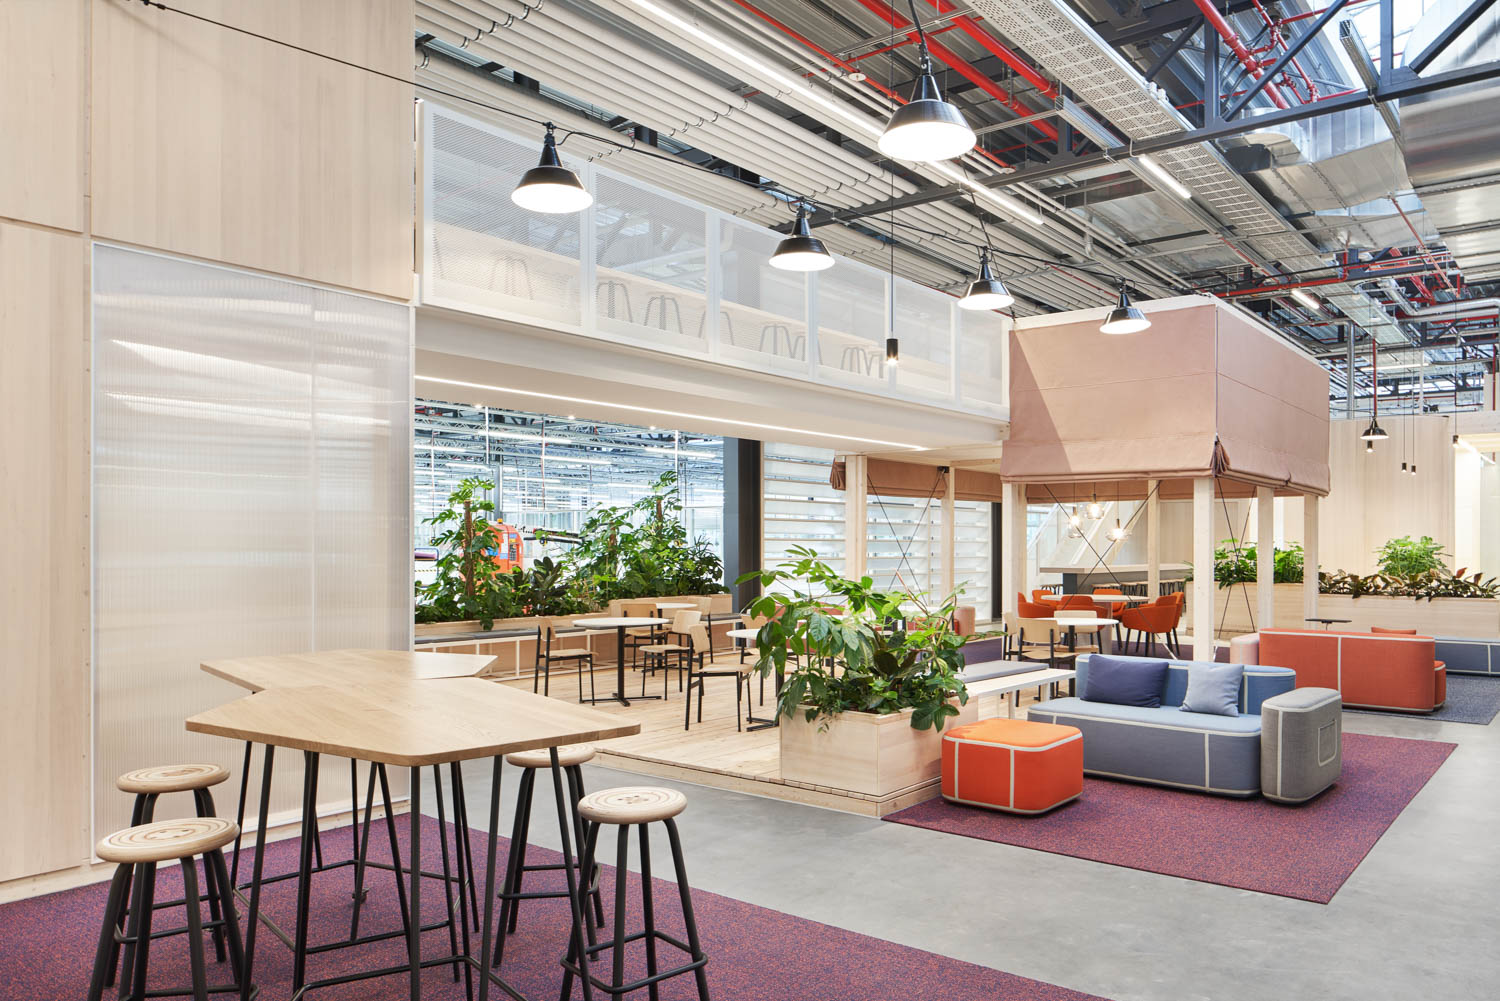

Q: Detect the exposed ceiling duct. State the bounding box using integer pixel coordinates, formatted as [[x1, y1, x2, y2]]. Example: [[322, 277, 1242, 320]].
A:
[[1402, 0, 1500, 274], [965, 0, 1408, 346]]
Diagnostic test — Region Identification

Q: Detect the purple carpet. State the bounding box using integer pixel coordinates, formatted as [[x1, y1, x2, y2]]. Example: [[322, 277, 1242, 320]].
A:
[[0, 814, 1109, 1001], [887, 732, 1454, 904]]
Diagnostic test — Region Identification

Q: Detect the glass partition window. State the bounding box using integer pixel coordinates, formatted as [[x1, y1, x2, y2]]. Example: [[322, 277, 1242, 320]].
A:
[[414, 401, 724, 578], [949, 500, 994, 616], [891, 281, 954, 401], [762, 443, 846, 590], [717, 218, 807, 370], [594, 173, 708, 352], [866, 491, 941, 599]]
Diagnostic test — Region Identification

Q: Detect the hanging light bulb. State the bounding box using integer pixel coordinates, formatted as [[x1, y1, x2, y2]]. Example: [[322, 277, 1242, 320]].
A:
[[1366, 439, 1374, 453], [1068, 505, 1082, 529], [1360, 417, 1388, 441], [1453, 433, 1463, 449], [1100, 282, 1151, 334], [1085, 489, 1104, 520], [877, 12, 975, 162], [770, 203, 835, 272], [1401, 461, 1408, 472], [1410, 462, 1417, 476], [511, 123, 593, 213], [957, 249, 1014, 310], [1109, 518, 1129, 542], [886, 337, 900, 365]]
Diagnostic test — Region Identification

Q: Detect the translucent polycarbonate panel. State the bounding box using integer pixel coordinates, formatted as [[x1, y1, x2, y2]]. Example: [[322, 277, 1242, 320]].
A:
[[594, 172, 708, 352], [762, 444, 845, 588], [717, 218, 807, 370], [413, 402, 724, 570], [868, 490, 944, 602], [892, 280, 954, 401], [957, 307, 1008, 413], [813, 260, 888, 390], [425, 105, 584, 326], [949, 500, 994, 619], [93, 245, 411, 840]]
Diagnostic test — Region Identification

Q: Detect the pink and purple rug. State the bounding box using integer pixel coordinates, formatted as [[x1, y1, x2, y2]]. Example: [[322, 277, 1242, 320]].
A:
[[886, 732, 1455, 904], [0, 813, 1108, 1000]]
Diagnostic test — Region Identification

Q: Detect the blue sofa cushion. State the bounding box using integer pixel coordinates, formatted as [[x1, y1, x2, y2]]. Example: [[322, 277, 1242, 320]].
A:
[[1082, 654, 1168, 708], [1181, 662, 1244, 717], [1076, 655, 1295, 714]]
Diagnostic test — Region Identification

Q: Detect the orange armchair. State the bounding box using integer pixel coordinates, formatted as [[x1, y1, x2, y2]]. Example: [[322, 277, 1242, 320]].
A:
[[1117, 603, 1179, 657]]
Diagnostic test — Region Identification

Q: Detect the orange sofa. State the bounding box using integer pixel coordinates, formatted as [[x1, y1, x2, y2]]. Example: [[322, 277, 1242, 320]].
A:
[[1245, 629, 1445, 713]]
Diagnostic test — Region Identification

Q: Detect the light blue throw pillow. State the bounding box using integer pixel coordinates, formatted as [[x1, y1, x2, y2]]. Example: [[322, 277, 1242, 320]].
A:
[[1180, 662, 1244, 716]]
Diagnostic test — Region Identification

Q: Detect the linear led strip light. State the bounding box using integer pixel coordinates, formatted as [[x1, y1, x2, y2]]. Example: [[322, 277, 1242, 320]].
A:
[[416, 375, 927, 450], [625, 0, 1045, 228]]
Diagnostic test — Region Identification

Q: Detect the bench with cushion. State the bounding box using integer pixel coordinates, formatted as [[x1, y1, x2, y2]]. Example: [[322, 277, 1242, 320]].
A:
[[1232, 629, 1446, 712], [1026, 654, 1295, 797]]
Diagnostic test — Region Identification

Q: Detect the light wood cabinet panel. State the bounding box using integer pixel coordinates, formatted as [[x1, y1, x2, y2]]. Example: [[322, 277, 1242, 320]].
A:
[[0, 0, 86, 231], [0, 223, 90, 881], [90, 0, 414, 299]]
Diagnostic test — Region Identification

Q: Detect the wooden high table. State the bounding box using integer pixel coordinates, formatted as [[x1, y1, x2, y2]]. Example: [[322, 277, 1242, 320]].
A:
[[189, 653, 640, 1001]]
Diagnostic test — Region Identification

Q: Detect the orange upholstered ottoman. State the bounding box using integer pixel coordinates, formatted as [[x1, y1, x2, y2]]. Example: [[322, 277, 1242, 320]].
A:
[[941, 718, 1083, 814]]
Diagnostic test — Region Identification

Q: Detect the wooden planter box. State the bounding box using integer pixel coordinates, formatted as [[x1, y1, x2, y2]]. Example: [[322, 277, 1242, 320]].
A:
[[1191, 582, 1500, 639], [779, 699, 978, 799]]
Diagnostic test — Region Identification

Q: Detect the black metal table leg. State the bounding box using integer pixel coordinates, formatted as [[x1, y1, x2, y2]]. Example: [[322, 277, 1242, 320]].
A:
[[474, 757, 502, 1001], [292, 750, 320, 994], [408, 764, 423, 1001], [240, 744, 274, 1001], [550, 749, 595, 1001]]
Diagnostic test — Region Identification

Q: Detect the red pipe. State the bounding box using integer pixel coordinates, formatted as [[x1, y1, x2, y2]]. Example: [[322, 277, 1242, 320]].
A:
[[847, 0, 1061, 142], [1191, 0, 1292, 110], [918, 0, 1060, 100]]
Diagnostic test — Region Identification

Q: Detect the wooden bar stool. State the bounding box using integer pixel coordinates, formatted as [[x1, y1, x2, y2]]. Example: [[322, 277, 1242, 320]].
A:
[[88, 818, 247, 1001], [108, 764, 232, 985], [565, 787, 710, 1000], [491, 744, 606, 971]]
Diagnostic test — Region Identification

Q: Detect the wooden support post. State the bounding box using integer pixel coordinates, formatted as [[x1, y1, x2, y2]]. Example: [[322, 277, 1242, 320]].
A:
[[1193, 478, 1215, 656], [1146, 479, 1160, 599], [843, 454, 868, 581], [1304, 493, 1320, 620], [940, 468, 956, 598], [1001, 481, 1026, 614], [1257, 486, 1275, 629]]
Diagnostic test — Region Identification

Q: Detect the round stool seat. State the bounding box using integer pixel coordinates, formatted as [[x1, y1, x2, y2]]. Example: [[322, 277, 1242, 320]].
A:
[[505, 744, 596, 770], [577, 786, 686, 825], [116, 763, 230, 795], [96, 817, 239, 864]]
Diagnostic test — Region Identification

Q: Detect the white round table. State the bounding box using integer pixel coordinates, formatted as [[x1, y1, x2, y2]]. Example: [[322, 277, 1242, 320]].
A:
[[1043, 593, 1147, 603], [1029, 616, 1120, 653], [571, 616, 668, 706]]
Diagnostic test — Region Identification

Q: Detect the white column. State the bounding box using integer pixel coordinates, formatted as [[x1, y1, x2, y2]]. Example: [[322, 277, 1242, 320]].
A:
[[1193, 477, 1215, 656], [940, 468, 956, 597], [1001, 481, 1025, 613], [1146, 478, 1160, 599], [1303, 493, 1320, 620], [843, 454, 868, 580], [1256, 486, 1275, 629]]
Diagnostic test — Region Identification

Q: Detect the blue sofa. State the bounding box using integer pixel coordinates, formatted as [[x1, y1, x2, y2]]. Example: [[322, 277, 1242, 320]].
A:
[[1435, 636, 1499, 676], [1026, 655, 1296, 797]]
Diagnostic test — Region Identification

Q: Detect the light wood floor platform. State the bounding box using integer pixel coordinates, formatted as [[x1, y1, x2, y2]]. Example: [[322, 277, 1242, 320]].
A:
[[495, 650, 1057, 816]]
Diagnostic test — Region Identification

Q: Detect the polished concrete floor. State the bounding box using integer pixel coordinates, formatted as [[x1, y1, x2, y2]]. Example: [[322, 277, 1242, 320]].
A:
[[431, 709, 1498, 1001]]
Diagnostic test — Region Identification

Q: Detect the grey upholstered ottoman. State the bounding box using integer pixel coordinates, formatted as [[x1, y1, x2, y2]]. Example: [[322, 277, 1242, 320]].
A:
[[1260, 687, 1342, 803]]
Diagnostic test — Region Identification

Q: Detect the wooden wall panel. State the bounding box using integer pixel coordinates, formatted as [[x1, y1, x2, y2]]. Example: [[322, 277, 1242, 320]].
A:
[[0, 0, 86, 231], [90, 0, 414, 299], [0, 224, 90, 881]]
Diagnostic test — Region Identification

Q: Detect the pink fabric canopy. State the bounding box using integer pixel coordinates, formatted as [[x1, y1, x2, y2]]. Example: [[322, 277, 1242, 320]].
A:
[[1002, 297, 1329, 496]]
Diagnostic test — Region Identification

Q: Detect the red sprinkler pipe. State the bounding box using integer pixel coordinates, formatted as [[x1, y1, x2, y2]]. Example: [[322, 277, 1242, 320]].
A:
[[847, 0, 1061, 142], [1192, 0, 1292, 110], [918, 0, 1060, 100]]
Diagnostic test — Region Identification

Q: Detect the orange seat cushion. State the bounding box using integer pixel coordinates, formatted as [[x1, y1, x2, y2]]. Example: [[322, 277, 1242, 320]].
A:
[[941, 719, 1083, 815], [1371, 626, 1417, 635]]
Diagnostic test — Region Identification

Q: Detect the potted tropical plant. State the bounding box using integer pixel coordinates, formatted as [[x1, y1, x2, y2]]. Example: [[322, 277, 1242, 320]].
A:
[[738, 547, 974, 800]]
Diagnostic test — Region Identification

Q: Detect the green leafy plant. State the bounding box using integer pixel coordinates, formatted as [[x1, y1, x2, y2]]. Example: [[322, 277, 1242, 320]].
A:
[[566, 471, 725, 602], [508, 556, 592, 617], [414, 478, 524, 629], [737, 546, 969, 732], [1211, 540, 1304, 587], [1375, 535, 1447, 577], [1319, 568, 1499, 600]]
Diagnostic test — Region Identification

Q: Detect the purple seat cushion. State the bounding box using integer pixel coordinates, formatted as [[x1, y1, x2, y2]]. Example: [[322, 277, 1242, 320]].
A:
[[1082, 654, 1169, 708]]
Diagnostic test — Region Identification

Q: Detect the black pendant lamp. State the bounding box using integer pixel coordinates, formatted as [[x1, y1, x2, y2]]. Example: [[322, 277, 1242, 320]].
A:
[[1360, 417, 1388, 441], [770, 204, 835, 272], [886, 337, 900, 366], [511, 123, 592, 214], [877, 3, 975, 162], [1361, 339, 1388, 440], [957, 250, 1013, 310], [1100, 281, 1150, 334]]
